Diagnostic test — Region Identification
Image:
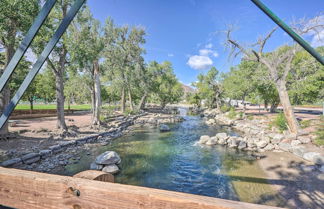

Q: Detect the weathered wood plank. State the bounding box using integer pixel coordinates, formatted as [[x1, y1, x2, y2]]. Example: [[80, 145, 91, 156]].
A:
[[0, 167, 283, 209], [73, 170, 114, 182]]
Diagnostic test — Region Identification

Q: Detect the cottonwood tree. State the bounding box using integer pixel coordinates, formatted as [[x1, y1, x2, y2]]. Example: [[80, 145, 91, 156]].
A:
[[194, 67, 222, 109], [0, 0, 39, 134], [225, 16, 323, 134], [68, 7, 104, 125], [103, 19, 146, 113]]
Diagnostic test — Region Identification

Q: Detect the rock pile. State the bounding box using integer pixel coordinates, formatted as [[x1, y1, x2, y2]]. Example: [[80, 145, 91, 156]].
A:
[[90, 151, 121, 174], [159, 124, 171, 132]]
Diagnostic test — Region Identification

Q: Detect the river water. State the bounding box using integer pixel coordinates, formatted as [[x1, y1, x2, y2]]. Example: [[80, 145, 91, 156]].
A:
[[61, 108, 282, 206]]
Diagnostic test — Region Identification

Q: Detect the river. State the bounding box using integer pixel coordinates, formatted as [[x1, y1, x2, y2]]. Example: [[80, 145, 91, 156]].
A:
[[60, 108, 282, 206]]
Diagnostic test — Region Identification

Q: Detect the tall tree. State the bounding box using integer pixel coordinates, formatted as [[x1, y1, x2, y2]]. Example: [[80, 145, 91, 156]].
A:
[[68, 7, 104, 125], [225, 16, 322, 134], [0, 0, 39, 134]]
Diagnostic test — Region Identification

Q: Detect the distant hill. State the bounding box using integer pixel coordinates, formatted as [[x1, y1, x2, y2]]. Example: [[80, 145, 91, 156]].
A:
[[181, 84, 195, 94]]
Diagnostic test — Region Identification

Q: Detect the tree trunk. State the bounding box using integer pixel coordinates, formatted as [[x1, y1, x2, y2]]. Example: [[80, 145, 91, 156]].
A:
[[93, 60, 101, 125], [276, 82, 299, 134], [55, 70, 67, 130], [0, 34, 15, 135], [128, 88, 133, 111], [138, 92, 148, 110], [264, 100, 268, 111], [121, 87, 125, 113]]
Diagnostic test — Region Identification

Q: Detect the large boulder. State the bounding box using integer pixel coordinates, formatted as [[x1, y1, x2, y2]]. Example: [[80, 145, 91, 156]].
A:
[[95, 151, 121, 165], [90, 162, 104, 170], [102, 164, 120, 174], [228, 137, 239, 148], [278, 142, 292, 152], [198, 135, 210, 144], [291, 140, 301, 146], [159, 124, 171, 132], [264, 144, 274, 151]]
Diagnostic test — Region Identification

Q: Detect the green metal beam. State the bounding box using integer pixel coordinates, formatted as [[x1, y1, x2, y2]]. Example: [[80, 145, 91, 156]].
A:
[[251, 0, 324, 65]]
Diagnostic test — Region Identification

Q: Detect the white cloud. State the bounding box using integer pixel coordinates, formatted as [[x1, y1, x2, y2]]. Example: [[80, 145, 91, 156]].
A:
[[167, 53, 174, 57], [303, 15, 324, 47], [199, 48, 218, 57], [187, 55, 213, 70], [205, 43, 213, 49]]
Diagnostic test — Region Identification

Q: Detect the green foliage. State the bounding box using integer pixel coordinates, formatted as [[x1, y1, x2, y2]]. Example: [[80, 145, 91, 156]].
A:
[[227, 109, 237, 119], [194, 67, 222, 108], [314, 116, 324, 146], [220, 105, 230, 113], [272, 112, 288, 132], [300, 120, 312, 129], [247, 115, 254, 120]]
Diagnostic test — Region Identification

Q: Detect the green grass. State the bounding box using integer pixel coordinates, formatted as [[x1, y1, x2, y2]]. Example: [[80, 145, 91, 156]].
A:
[[15, 104, 91, 110]]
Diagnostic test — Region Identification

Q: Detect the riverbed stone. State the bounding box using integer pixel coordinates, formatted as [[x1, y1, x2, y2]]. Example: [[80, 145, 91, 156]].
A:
[[298, 137, 311, 144], [102, 164, 119, 174], [1, 158, 22, 167], [21, 153, 40, 165], [291, 140, 301, 146], [271, 134, 284, 144], [264, 144, 275, 151], [95, 151, 121, 165], [90, 162, 104, 170], [206, 136, 218, 145], [216, 132, 228, 141], [228, 137, 239, 148], [256, 140, 268, 149], [291, 146, 306, 158], [39, 149, 52, 158], [49, 145, 62, 153], [238, 140, 247, 149], [278, 142, 292, 152], [159, 124, 170, 132], [303, 152, 324, 165], [198, 135, 210, 144]]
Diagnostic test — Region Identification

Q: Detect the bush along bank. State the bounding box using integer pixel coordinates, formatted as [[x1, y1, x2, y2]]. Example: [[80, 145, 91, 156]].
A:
[[200, 109, 324, 171]]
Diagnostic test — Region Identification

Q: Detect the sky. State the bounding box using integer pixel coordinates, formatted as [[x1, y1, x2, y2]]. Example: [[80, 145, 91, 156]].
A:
[[87, 0, 324, 86]]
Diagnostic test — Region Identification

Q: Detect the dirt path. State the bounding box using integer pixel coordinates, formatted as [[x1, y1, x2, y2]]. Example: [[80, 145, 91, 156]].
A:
[[258, 151, 324, 209]]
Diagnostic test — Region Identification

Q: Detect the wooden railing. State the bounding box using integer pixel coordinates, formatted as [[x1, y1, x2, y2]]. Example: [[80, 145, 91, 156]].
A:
[[0, 167, 283, 209]]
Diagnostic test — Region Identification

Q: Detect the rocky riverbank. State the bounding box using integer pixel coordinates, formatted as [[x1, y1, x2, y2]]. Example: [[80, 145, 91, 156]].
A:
[[0, 111, 183, 173], [200, 109, 324, 171]]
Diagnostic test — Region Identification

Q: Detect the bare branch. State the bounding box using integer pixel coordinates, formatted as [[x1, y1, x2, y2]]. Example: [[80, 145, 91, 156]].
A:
[[258, 27, 278, 55]]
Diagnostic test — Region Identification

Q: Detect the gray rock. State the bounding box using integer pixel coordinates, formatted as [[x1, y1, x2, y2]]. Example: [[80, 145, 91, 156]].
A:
[[21, 153, 40, 164], [303, 152, 324, 165], [198, 135, 210, 144], [291, 140, 301, 146], [278, 142, 292, 152], [90, 162, 104, 170], [216, 132, 228, 141], [238, 141, 247, 150], [298, 137, 311, 144], [39, 149, 52, 158], [49, 145, 62, 153], [256, 140, 268, 149], [102, 164, 119, 174], [1, 158, 22, 167], [206, 136, 218, 145], [292, 146, 306, 158], [218, 137, 227, 145], [95, 151, 121, 165], [271, 134, 284, 144], [59, 140, 76, 147], [159, 124, 171, 132], [264, 144, 275, 151], [300, 165, 316, 172], [319, 165, 324, 173], [228, 137, 239, 148]]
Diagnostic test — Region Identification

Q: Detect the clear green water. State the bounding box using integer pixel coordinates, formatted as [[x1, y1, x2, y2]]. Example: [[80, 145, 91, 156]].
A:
[[59, 109, 281, 205]]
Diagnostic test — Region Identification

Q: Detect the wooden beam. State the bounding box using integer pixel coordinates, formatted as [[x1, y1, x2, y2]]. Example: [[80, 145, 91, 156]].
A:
[[0, 167, 283, 209]]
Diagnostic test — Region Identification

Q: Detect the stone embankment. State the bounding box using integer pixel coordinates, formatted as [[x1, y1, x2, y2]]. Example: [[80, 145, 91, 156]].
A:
[[200, 109, 324, 170], [1, 111, 183, 172]]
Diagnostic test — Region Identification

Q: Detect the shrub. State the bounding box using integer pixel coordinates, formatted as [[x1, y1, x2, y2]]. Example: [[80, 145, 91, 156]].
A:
[[314, 116, 324, 146], [220, 105, 231, 113], [300, 120, 312, 129], [272, 112, 288, 132], [228, 109, 237, 119]]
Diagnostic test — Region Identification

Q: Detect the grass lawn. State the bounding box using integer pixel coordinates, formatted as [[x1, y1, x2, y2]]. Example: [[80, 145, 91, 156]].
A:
[[15, 104, 91, 110]]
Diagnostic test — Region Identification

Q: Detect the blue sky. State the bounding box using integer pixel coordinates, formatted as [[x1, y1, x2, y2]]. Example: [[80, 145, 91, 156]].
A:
[[88, 0, 324, 86]]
